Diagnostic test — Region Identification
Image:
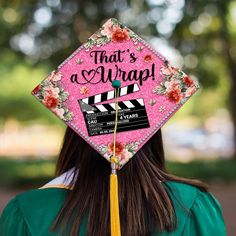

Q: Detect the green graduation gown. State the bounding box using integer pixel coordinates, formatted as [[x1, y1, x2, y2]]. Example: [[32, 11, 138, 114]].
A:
[[0, 176, 226, 236]]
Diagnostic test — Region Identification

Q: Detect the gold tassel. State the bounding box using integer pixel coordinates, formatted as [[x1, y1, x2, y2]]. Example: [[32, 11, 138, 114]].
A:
[[110, 173, 121, 236], [110, 83, 121, 236]]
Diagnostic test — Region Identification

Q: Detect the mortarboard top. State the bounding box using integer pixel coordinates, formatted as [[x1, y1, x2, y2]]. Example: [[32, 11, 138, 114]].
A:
[[32, 18, 200, 168], [31, 18, 200, 236]]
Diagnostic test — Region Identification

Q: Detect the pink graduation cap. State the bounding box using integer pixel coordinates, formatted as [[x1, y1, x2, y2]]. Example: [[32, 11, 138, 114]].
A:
[[32, 18, 199, 168], [32, 18, 200, 236]]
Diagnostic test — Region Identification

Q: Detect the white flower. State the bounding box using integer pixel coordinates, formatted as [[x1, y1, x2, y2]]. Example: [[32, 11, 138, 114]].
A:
[[51, 87, 60, 98], [52, 108, 65, 119], [100, 19, 114, 37], [52, 71, 62, 81]]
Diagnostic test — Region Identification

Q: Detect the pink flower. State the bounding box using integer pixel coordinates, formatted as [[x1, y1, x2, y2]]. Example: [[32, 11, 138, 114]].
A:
[[165, 80, 181, 92], [80, 86, 90, 95], [46, 71, 62, 82], [52, 107, 65, 119], [185, 86, 197, 97], [161, 66, 179, 76], [44, 86, 60, 98], [183, 76, 194, 87], [104, 152, 111, 160], [52, 71, 62, 81], [101, 19, 114, 37], [43, 95, 59, 108], [107, 142, 124, 156], [112, 26, 130, 42], [91, 33, 99, 40], [166, 88, 183, 103], [120, 150, 132, 161]]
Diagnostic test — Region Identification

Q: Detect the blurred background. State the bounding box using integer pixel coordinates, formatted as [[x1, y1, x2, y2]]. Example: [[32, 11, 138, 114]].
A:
[[0, 0, 236, 234]]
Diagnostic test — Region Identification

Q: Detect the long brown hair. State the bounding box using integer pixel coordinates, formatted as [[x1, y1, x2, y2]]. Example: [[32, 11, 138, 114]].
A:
[[52, 127, 207, 236]]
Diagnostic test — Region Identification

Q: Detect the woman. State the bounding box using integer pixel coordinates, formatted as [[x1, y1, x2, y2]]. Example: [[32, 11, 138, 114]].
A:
[[0, 127, 226, 236]]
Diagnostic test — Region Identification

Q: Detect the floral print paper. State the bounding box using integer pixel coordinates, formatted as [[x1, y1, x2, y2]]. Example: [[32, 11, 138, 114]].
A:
[[32, 71, 74, 122]]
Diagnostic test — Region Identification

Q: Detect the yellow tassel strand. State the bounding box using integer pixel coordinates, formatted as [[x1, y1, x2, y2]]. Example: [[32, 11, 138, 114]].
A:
[[110, 173, 121, 236], [110, 86, 121, 236]]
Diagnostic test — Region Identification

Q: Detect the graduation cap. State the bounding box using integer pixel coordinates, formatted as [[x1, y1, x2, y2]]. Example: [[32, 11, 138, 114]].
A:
[[32, 18, 200, 236]]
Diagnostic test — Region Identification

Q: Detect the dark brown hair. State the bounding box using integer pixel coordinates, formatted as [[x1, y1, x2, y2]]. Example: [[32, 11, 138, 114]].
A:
[[52, 127, 207, 236]]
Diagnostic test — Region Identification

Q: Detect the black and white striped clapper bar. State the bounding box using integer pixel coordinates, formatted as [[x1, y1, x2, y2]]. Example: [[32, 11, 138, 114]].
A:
[[78, 83, 150, 136]]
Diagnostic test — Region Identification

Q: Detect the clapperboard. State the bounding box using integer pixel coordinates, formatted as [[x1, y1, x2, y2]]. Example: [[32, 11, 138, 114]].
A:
[[78, 83, 150, 136]]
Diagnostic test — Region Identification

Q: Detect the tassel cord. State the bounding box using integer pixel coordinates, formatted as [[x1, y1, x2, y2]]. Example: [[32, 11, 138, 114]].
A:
[[110, 87, 121, 236]]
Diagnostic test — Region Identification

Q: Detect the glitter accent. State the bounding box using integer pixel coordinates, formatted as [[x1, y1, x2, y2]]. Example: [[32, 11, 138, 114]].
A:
[[158, 105, 166, 112], [76, 58, 83, 64], [148, 99, 157, 106]]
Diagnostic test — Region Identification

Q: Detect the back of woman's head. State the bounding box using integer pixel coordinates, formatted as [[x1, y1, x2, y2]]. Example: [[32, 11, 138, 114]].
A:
[[53, 127, 206, 236]]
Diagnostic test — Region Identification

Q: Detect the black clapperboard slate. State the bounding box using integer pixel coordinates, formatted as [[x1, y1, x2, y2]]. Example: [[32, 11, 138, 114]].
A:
[[79, 83, 150, 136]]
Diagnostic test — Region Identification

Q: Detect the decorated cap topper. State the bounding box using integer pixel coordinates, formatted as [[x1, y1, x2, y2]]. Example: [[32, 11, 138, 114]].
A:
[[32, 18, 200, 168]]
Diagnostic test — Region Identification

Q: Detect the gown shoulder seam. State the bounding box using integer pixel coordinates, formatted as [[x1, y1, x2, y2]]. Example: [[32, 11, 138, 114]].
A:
[[14, 197, 33, 236], [180, 187, 199, 235]]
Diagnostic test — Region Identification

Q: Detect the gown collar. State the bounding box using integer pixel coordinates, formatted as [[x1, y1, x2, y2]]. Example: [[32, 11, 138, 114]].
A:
[[40, 168, 77, 190]]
